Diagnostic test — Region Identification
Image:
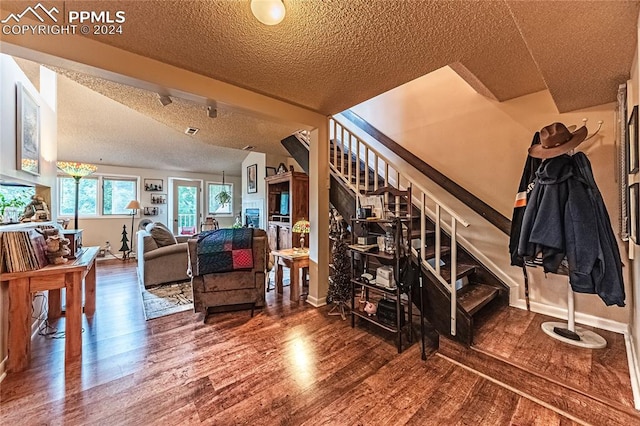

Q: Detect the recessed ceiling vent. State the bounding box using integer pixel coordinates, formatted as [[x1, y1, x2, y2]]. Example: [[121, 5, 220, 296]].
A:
[[185, 127, 199, 136], [242, 145, 255, 151]]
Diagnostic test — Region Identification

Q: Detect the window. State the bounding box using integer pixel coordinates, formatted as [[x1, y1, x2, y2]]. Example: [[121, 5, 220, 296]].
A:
[[57, 174, 137, 217], [0, 184, 35, 216], [207, 182, 233, 215], [103, 178, 137, 215], [59, 176, 98, 216]]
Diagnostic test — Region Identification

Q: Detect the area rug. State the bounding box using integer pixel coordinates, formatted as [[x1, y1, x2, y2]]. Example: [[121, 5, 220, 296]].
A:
[[141, 281, 193, 320]]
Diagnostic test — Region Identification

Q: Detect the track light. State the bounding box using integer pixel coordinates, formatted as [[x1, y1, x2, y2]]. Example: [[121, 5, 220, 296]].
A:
[[158, 94, 172, 106], [207, 106, 217, 118]]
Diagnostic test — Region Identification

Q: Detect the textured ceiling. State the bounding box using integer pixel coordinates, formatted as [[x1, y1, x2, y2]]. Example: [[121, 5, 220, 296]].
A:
[[3, 0, 640, 173], [10, 0, 632, 114]]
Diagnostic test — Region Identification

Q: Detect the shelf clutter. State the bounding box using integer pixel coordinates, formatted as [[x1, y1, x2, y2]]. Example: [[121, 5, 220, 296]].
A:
[[349, 186, 414, 353]]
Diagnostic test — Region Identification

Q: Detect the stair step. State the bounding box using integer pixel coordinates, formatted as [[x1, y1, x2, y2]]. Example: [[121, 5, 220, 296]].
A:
[[411, 229, 435, 239], [457, 283, 499, 316], [420, 245, 450, 259], [439, 263, 476, 282], [437, 336, 640, 425]]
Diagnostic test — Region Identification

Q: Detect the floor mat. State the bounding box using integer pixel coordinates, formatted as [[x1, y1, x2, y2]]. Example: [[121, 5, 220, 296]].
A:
[[141, 281, 193, 320]]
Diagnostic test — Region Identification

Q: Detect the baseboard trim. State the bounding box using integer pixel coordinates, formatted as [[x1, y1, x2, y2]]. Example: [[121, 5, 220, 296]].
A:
[[624, 332, 640, 410], [509, 299, 628, 334], [306, 295, 326, 307], [0, 356, 6, 383]]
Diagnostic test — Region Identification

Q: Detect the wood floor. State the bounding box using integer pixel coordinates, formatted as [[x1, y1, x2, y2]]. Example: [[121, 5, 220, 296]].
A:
[[0, 260, 595, 425]]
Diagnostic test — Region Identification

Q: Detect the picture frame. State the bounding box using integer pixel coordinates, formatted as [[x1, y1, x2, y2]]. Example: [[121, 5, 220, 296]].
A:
[[16, 82, 40, 176], [143, 207, 158, 216], [629, 105, 639, 174], [144, 179, 163, 192], [150, 193, 166, 204], [631, 183, 639, 244], [266, 166, 277, 177], [247, 164, 258, 194]]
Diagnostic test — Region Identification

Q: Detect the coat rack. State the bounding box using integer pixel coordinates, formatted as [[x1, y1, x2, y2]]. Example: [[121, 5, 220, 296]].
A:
[[539, 126, 607, 349], [540, 280, 607, 349]]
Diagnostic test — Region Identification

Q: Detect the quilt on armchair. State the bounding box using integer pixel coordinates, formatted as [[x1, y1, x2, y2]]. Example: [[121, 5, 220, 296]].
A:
[[188, 228, 268, 321]]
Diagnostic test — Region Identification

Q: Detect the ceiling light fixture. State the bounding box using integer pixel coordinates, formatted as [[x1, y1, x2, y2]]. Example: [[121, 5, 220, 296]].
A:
[[158, 94, 172, 106], [251, 0, 285, 25], [207, 106, 217, 118]]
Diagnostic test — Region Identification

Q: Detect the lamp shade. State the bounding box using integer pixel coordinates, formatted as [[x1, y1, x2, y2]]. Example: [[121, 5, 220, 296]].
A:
[[57, 161, 97, 178], [126, 200, 141, 210], [251, 0, 285, 25], [292, 219, 310, 234]]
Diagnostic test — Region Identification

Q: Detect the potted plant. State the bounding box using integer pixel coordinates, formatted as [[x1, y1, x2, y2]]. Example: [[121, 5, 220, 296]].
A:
[[214, 171, 232, 206], [0, 193, 27, 223]]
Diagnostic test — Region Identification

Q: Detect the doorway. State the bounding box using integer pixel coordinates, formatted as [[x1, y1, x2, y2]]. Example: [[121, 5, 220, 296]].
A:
[[171, 178, 202, 236]]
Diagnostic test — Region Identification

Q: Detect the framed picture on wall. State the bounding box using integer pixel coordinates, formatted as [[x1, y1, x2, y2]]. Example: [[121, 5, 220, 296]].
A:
[[247, 164, 258, 193], [144, 179, 163, 191], [266, 166, 277, 177], [629, 105, 639, 174], [150, 193, 166, 204], [16, 82, 40, 176]]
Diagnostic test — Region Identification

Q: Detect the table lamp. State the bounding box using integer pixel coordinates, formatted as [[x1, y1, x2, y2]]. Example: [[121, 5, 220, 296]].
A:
[[57, 162, 97, 230], [292, 219, 310, 251]]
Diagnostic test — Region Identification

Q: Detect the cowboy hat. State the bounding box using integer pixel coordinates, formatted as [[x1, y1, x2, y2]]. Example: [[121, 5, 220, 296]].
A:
[[528, 122, 588, 159]]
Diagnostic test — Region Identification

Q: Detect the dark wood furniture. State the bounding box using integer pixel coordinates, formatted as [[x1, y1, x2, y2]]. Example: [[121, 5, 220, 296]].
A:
[[2, 246, 99, 373], [62, 229, 83, 259], [265, 171, 309, 251], [349, 186, 413, 353]]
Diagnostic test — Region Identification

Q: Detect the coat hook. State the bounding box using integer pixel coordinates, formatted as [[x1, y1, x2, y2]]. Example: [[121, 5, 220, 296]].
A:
[[582, 118, 603, 142]]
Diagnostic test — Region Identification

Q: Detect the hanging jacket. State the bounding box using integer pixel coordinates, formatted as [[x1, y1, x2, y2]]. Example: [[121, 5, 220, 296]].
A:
[[517, 154, 625, 307], [509, 132, 542, 266], [573, 152, 625, 307]]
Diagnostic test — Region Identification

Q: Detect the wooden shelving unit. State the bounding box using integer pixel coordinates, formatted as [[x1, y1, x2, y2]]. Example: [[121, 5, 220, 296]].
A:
[[265, 171, 309, 251], [349, 186, 413, 353]]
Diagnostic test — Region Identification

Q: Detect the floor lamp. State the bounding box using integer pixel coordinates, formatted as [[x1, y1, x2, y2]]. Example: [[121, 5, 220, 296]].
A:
[[57, 162, 97, 230], [125, 200, 141, 259]]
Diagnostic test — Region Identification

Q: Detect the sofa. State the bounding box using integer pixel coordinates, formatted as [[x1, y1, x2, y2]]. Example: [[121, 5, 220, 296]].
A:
[[137, 222, 191, 288], [188, 228, 269, 319]]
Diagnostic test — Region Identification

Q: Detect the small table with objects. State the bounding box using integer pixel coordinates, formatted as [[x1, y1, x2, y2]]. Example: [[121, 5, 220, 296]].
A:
[[271, 248, 309, 301], [2, 246, 99, 373]]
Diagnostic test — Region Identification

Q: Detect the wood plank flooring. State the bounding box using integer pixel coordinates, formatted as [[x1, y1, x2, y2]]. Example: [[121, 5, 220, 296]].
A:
[[438, 304, 640, 425], [2, 260, 580, 425]]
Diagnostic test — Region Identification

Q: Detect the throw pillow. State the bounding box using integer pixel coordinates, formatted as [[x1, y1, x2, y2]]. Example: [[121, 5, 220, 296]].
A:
[[146, 222, 177, 247]]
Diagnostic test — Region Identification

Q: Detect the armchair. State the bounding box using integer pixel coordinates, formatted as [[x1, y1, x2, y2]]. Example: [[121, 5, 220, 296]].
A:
[[188, 229, 268, 319]]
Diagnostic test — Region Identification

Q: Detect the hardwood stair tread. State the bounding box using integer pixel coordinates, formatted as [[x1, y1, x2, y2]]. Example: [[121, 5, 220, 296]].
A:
[[439, 263, 476, 282], [457, 283, 499, 316], [437, 337, 640, 425]]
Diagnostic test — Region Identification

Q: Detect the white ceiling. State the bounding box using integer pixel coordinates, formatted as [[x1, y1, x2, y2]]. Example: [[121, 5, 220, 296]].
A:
[[4, 1, 640, 174]]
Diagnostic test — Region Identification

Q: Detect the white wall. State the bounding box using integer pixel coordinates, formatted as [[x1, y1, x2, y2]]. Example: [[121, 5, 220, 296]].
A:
[[65, 163, 242, 251], [0, 54, 57, 378]]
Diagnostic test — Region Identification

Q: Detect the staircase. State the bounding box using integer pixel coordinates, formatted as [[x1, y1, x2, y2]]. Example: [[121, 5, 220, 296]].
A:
[[283, 118, 509, 347], [282, 123, 640, 424]]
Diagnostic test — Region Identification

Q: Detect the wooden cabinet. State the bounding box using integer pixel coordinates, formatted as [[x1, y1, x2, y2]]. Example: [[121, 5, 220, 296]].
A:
[[265, 171, 309, 250]]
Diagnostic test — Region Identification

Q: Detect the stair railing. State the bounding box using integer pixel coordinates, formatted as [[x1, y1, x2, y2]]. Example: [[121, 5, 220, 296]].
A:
[[328, 116, 470, 336]]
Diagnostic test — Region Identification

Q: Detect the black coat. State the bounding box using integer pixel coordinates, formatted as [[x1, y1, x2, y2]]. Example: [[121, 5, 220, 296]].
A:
[[509, 132, 541, 266], [518, 154, 624, 307]]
